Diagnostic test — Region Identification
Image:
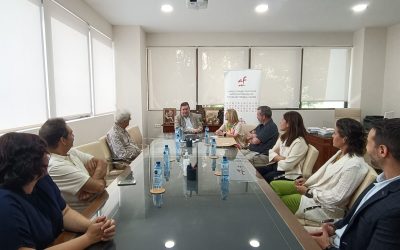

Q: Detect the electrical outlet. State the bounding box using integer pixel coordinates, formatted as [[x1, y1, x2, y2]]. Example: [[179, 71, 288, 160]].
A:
[[154, 123, 162, 128]]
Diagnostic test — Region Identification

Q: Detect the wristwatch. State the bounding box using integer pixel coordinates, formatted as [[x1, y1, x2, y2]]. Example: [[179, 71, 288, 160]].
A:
[[305, 188, 313, 198], [223, 132, 227, 137]]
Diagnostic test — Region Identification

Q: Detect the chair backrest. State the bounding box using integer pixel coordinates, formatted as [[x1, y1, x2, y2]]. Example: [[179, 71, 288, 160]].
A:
[[74, 141, 105, 159], [241, 123, 256, 135], [301, 144, 319, 178], [98, 135, 112, 161], [348, 165, 377, 209], [127, 126, 143, 147], [334, 108, 361, 122]]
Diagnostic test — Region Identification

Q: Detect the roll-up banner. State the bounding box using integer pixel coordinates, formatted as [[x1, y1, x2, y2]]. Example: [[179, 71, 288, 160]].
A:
[[224, 69, 262, 125]]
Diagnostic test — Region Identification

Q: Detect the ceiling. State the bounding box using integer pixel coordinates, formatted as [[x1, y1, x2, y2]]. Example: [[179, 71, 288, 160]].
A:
[[84, 0, 400, 33]]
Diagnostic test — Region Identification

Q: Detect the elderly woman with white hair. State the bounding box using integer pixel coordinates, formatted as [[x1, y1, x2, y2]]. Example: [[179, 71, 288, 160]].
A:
[[106, 110, 141, 162]]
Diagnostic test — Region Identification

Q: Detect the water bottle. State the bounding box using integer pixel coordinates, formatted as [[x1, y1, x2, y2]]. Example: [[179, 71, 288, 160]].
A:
[[205, 126, 210, 144], [210, 138, 217, 156], [182, 150, 190, 176], [175, 140, 181, 162], [163, 151, 170, 181], [220, 177, 229, 200], [221, 156, 229, 181], [164, 145, 170, 155], [211, 159, 216, 171], [153, 194, 163, 208], [153, 161, 162, 188], [175, 127, 180, 141]]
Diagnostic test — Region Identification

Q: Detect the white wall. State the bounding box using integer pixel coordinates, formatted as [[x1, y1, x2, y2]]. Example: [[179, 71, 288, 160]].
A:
[[113, 26, 146, 135], [22, 114, 114, 146], [383, 23, 400, 117]]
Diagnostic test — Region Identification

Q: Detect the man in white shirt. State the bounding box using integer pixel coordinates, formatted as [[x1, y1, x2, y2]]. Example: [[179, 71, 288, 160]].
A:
[[174, 102, 203, 133], [39, 118, 107, 212], [312, 118, 400, 249]]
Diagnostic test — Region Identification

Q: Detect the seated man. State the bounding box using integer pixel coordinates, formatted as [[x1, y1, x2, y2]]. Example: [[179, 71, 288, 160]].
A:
[[39, 118, 107, 212], [107, 110, 141, 162], [242, 106, 279, 166], [174, 102, 203, 133], [312, 118, 400, 249]]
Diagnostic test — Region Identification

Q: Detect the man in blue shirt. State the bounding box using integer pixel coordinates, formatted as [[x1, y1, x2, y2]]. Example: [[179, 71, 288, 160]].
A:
[[242, 106, 279, 167], [312, 118, 400, 249]]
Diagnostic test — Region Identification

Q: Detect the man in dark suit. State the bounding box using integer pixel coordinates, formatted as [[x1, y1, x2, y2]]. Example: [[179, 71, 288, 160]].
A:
[[312, 118, 400, 249]]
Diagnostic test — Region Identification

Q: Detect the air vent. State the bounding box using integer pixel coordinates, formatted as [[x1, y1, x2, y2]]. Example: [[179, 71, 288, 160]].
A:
[[186, 0, 208, 9]]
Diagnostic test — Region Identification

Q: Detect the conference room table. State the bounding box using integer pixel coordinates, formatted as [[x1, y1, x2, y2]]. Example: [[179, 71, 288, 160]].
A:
[[93, 134, 321, 250]]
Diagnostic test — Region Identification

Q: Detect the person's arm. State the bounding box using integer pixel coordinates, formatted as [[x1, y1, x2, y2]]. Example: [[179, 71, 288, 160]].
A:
[[268, 139, 282, 162], [174, 115, 181, 129], [311, 165, 367, 206], [276, 139, 308, 171], [215, 123, 226, 136]]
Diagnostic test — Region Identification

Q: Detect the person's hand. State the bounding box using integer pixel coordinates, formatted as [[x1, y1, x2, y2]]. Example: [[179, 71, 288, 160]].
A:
[[321, 223, 336, 236], [78, 191, 94, 201], [294, 177, 306, 186], [295, 184, 308, 195], [84, 218, 106, 244], [215, 130, 223, 136], [312, 223, 334, 249], [100, 218, 116, 241], [85, 159, 97, 175], [272, 155, 285, 162]]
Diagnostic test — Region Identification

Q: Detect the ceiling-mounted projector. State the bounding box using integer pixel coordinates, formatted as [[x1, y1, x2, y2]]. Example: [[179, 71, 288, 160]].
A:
[[187, 0, 208, 9]]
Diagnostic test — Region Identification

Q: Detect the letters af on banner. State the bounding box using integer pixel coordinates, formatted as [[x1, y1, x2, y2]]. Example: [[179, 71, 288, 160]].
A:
[[224, 70, 262, 125]]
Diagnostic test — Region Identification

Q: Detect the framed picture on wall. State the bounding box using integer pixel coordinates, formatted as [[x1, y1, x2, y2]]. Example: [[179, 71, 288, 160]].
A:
[[205, 108, 220, 126], [163, 108, 176, 125]]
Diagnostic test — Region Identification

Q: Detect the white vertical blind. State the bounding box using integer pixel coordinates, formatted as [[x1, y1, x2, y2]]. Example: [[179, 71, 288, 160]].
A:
[[148, 47, 196, 110], [49, 0, 91, 117], [302, 47, 351, 102], [198, 47, 249, 105], [91, 29, 116, 114], [0, 0, 47, 131], [251, 47, 302, 108]]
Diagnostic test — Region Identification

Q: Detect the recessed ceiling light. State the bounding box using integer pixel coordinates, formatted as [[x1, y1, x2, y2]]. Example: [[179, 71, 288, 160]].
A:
[[352, 3, 368, 13], [255, 4, 269, 13], [161, 4, 173, 13], [165, 240, 175, 248], [249, 239, 260, 248]]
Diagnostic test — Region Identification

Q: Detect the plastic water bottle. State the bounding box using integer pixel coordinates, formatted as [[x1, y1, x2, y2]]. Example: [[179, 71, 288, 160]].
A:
[[221, 156, 229, 181], [153, 161, 162, 188], [182, 150, 190, 176], [220, 177, 229, 200], [205, 126, 210, 144], [175, 127, 180, 141], [210, 138, 217, 156], [211, 159, 216, 171], [163, 151, 170, 181], [164, 145, 170, 155], [175, 140, 181, 162]]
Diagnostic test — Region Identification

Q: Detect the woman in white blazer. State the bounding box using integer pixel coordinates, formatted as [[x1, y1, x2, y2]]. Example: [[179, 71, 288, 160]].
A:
[[257, 111, 309, 183], [270, 118, 369, 223]]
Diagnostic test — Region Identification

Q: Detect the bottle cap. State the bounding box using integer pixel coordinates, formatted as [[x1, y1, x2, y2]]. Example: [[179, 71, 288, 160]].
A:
[[156, 161, 161, 164]]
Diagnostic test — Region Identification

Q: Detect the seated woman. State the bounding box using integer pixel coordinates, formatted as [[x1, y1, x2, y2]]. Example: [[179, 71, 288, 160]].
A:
[[270, 118, 369, 224], [257, 111, 309, 183], [0, 132, 116, 249], [215, 109, 246, 147]]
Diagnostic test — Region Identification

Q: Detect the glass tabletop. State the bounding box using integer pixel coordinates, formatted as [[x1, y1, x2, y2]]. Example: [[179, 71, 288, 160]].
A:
[[94, 136, 316, 250]]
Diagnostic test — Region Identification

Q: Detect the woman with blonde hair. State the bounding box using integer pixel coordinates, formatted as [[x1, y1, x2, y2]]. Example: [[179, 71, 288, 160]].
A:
[[215, 109, 245, 147]]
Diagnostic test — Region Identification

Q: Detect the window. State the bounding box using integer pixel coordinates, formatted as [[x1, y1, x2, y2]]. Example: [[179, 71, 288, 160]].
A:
[[148, 47, 197, 110], [198, 47, 249, 105], [301, 48, 351, 108], [48, 0, 91, 117], [91, 29, 116, 114], [251, 47, 302, 108], [0, 0, 47, 131]]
